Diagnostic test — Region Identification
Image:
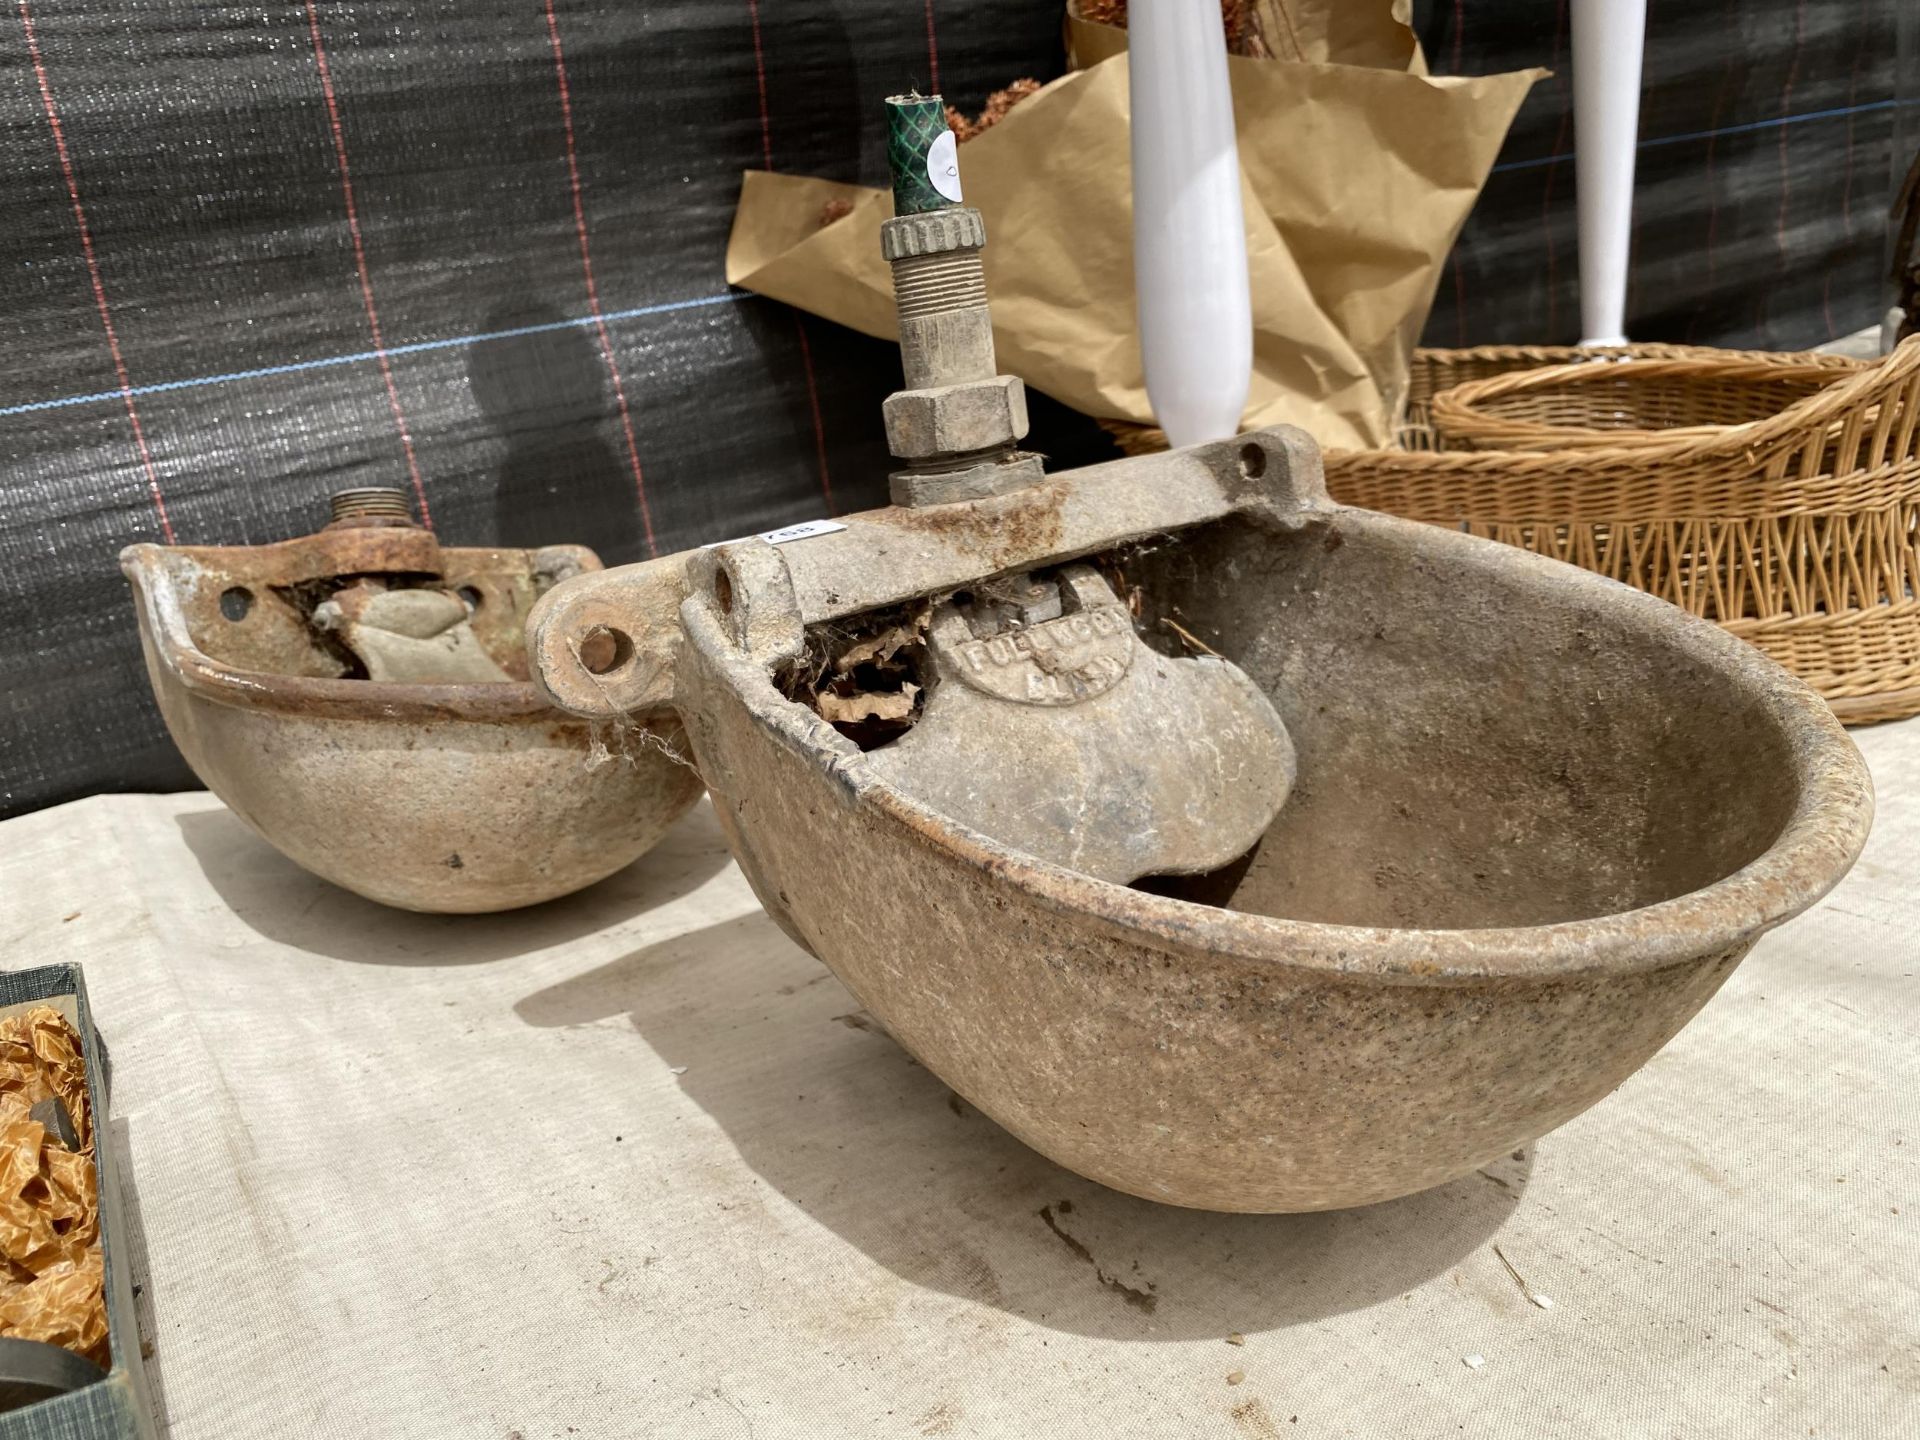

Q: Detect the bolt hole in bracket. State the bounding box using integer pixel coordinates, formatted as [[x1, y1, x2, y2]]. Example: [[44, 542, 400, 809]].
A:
[[577, 626, 633, 676], [219, 586, 254, 622]]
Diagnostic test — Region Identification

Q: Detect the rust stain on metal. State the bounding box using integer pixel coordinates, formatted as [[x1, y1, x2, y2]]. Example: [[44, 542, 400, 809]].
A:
[[883, 480, 1069, 561]]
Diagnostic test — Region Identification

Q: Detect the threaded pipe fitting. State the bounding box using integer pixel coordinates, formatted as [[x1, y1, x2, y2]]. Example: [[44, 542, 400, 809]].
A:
[[877, 95, 1038, 503], [891, 249, 989, 320], [328, 487, 414, 525], [884, 209, 998, 390]]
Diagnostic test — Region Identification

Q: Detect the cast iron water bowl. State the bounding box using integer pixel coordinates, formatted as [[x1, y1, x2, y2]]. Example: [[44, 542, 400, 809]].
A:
[[531, 430, 1871, 1211], [122, 494, 700, 913]]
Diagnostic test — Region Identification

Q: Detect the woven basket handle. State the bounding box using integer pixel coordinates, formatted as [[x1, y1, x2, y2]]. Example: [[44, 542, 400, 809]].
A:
[[1688, 335, 1920, 474], [1430, 355, 1852, 450]]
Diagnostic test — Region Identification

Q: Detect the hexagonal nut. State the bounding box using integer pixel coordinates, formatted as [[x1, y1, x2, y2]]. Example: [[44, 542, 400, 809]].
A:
[[883, 376, 1030, 459]]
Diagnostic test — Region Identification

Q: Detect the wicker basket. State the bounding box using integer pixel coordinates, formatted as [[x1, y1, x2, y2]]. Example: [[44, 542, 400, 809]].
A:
[[1326, 339, 1920, 724], [1428, 355, 1865, 452]]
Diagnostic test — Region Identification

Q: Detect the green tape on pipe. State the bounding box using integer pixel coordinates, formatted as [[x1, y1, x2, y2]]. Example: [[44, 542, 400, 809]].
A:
[[885, 94, 963, 215]]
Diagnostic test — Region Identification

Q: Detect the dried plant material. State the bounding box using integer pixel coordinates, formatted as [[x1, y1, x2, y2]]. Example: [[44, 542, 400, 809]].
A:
[[1492, 1244, 1555, 1310], [946, 79, 1043, 142], [1100, 418, 1169, 458], [1073, 1, 1264, 57], [818, 196, 854, 228], [1070, 0, 1422, 69], [817, 683, 919, 724], [0, 1008, 105, 1366], [1161, 617, 1222, 658], [1222, 0, 1262, 54], [786, 605, 932, 750], [833, 621, 924, 675], [1226, 1332, 1246, 1346], [1226, 1370, 1246, 1385]]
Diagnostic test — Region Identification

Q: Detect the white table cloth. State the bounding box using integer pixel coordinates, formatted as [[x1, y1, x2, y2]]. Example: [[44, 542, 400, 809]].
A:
[[5, 721, 1917, 1437]]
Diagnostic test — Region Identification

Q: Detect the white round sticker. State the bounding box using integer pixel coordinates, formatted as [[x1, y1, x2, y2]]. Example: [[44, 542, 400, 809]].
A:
[[927, 130, 963, 203]]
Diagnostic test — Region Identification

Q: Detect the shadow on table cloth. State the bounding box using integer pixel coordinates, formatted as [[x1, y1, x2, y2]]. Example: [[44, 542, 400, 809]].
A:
[[516, 911, 1535, 1342], [173, 806, 731, 964]]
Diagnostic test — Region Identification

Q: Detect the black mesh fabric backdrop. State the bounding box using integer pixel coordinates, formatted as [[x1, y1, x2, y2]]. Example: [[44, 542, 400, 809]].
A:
[[0, 0, 1909, 818]]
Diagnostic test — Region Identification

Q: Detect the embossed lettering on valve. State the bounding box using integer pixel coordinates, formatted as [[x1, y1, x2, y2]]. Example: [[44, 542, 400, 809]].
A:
[[949, 603, 1135, 706]]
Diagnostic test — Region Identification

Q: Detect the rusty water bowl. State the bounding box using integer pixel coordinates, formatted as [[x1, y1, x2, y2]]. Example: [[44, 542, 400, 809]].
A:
[[120, 490, 701, 914], [526, 429, 1871, 1212]]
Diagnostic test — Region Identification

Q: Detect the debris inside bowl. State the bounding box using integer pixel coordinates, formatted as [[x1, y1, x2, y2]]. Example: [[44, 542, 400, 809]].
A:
[[783, 603, 932, 750]]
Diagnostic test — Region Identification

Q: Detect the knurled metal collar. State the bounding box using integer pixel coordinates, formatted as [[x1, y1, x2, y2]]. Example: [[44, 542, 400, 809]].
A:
[[881, 207, 987, 261]]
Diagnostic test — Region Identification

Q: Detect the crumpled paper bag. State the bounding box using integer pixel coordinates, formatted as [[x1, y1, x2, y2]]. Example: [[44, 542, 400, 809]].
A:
[[725, 52, 1539, 449]]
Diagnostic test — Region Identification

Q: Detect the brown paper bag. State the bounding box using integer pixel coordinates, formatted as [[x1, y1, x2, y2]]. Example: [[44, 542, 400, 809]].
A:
[[726, 52, 1539, 449]]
